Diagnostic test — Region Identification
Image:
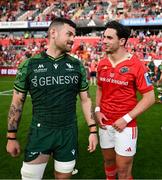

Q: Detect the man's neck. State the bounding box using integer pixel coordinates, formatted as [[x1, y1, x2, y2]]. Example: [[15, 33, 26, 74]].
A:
[[46, 47, 65, 59], [108, 49, 131, 67]]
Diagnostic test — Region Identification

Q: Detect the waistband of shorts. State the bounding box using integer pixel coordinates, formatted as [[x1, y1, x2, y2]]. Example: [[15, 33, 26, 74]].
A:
[[31, 119, 77, 129], [102, 119, 137, 127]]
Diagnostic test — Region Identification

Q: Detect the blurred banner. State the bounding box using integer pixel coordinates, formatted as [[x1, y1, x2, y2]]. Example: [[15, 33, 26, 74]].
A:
[[120, 18, 162, 26], [0, 21, 28, 29], [0, 18, 161, 29], [0, 67, 17, 75]]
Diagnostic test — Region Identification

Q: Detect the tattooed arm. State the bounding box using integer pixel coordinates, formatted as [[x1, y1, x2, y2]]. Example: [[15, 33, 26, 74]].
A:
[[79, 91, 98, 152], [6, 89, 26, 157]]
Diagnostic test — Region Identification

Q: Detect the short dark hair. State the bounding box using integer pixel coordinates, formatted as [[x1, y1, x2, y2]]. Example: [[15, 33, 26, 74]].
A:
[[105, 21, 131, 43], [49, 17, 76, 30]]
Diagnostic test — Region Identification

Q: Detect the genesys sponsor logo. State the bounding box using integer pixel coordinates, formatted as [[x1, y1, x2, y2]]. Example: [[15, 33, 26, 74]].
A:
[[31, 75, 79, 87]]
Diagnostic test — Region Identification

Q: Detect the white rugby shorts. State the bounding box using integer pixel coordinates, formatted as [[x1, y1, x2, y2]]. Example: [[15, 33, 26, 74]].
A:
[[99, 125, 138, 156]]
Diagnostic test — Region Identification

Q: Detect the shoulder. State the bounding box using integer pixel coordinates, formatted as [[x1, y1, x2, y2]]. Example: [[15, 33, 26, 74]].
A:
[[18, 58, 30, 69], [29, 52, 45, 63], [130, 54, 141, 64], [129, 54, 144, 68], [66, 53, 82, 64], [18, 52, 43, 68], [97, 57, 109, 70], [130, 54, 147, 74], [66, 54, 85, 70], [31, 53, 43, 60]]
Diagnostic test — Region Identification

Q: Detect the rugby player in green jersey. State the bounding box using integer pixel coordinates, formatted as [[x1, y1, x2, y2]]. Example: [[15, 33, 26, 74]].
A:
[[6, 18, 98, 179]]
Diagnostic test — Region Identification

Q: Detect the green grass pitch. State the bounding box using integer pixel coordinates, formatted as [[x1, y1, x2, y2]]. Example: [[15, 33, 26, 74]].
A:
[[0, 76, 162, 179]]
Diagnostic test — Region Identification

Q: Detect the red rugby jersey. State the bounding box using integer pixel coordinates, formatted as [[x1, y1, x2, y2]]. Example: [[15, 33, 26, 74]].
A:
[[97, 54, 154, 127]]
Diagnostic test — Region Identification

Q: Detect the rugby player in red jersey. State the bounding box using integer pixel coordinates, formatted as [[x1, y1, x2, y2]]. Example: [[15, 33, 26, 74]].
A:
[[95, 21, 155, 180]]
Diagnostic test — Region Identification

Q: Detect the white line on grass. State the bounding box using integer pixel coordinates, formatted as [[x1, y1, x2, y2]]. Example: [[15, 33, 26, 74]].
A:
[[0, 89, 13, 94], [0, 94, 13, 96], [0, 90, 30, 97]]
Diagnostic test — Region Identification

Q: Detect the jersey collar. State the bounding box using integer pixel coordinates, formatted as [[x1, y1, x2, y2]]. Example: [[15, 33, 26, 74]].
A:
[[41, 51, 66, 61]]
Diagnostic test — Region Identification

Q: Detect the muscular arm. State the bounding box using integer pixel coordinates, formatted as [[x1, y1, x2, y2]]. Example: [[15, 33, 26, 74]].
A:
[[7, 89, 26, 138], [79, 91, 95, 126], [129, 90, 155, 119], [95, 86, 107, 128], [6, 89, 26, 157], [96, 86, 102, 107], [79, 91, 98, 152]]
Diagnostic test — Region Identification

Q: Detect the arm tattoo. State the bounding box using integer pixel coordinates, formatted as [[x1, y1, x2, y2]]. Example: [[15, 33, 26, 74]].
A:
[[90, 105, 95, 120], [20, 93, 26, 103], [15, 90, 20, 95], [86, 91, 91, 98], [86, 91, 94, 120], [8, 103, 23, 131], [15, 90, 26, 103]]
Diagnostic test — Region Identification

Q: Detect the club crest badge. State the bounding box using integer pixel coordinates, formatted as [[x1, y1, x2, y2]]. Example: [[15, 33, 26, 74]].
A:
[[120, 66, 129, 74]]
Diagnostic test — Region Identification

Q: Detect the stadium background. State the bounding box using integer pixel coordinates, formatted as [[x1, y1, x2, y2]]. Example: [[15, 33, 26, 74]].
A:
[[0, 0, 162, 179]]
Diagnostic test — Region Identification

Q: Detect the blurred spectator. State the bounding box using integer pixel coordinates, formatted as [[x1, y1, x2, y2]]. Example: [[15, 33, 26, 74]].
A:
[[148, 57, 156, 82], [156, 62, 162, 87], [89, 60, 98, 86]]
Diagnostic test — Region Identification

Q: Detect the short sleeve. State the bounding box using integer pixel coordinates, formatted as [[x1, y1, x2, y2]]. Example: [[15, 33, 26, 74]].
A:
[[14, 60, 29, 93], [135, 61, 154, 94], [79, 62, 89, 92]]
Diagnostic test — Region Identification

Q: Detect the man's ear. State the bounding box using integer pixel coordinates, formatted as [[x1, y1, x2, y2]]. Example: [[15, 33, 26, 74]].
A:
[[119, 38, 126, 46], [50, 27, 56, 39]]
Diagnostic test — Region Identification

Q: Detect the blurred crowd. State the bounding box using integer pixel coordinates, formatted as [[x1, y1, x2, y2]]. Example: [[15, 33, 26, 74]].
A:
[[0, 0, 161, 22], [0, 29, 161, 67], [0, 38, 47, 67], [0, 0, 161, 92]]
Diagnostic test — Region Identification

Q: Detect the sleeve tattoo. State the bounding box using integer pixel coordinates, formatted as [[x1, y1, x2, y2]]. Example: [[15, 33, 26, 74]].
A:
[[8, 92, 26, 131]]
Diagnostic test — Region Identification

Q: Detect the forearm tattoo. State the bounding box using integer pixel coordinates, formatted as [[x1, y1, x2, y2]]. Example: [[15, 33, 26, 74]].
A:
[[8, 104, 22, 131], [8, 92, 26, 131], [15, 91, 26, 103], [86, 91, 95, 120], [91, 105, 95, 120], [86, 91, 91, 98]]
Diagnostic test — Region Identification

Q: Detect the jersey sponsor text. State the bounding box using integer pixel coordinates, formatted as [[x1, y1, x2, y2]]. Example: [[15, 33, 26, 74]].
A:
[[100, 77, 128, 86], [31, 75, 79, 87]]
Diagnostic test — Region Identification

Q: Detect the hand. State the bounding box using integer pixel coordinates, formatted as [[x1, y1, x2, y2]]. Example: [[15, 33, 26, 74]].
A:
[[95, 111, 107, 129], [6, 140, 20, 157], [112, 117, 127, 132], [87, 133, 98, 153]]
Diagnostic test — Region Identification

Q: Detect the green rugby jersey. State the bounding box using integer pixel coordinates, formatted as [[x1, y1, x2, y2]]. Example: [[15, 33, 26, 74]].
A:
[[14, 51, 89, 127]]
